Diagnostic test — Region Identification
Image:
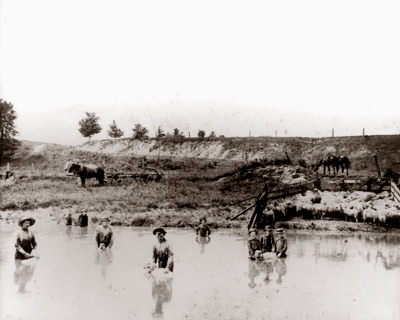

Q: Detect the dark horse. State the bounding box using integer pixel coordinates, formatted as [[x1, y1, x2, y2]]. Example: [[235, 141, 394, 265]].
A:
[[317, 155, 339, 176], [338, 156, 350, 176], [317, 155, 350, 176], [64, 162, 105, 187]]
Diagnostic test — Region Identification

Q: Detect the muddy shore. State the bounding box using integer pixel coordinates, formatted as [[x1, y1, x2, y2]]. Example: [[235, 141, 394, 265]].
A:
[[1, 207, 398, 233]]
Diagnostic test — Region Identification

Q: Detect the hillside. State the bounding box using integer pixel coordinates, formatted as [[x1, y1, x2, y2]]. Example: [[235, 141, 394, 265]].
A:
[[3, 135, 400, 174]]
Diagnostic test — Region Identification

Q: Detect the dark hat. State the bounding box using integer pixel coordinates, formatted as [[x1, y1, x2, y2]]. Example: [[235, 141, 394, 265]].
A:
[[248, 228, 258, 235], [18, 216, 36, 227], [153, 227, 167, 235]]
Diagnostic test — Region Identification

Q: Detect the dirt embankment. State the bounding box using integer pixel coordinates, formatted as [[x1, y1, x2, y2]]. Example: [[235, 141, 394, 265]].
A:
[[74, 135, 400, 170], [3, 135, 400, 173]]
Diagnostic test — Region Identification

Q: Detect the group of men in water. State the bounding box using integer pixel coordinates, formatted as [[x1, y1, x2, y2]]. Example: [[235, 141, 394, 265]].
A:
[[13, 213, 213, 275], [14, 212, 286, 276], [248, 225, 287, 260]]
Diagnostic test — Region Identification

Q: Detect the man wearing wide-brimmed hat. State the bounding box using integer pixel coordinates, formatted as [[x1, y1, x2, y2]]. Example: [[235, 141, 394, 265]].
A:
[[248, 228, 262, 260], [15, 216, 38, 260], [95, 217, 114, 250], [152, 227, 174, 272], [275, 228, 287, 258]]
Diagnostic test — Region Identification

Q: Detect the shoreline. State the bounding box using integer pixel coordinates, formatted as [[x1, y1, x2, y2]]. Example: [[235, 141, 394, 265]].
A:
[[1, 207, 399, 233]]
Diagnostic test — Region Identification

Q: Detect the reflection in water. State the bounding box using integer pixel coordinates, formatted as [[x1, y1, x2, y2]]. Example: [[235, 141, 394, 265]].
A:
[[376, 251, 400, 270], [151, 276, 173, 318], [248, 258, 288, 286], [313, 239, 348, 263], [274, 258, 287, 284], [14, 260, 36, 293], [79, 227, 88, 238], [95, 250, 113, 278], [65, 226, 72, 240], [2, 227, 400, 320], [247, 260, 261, 288], [259, 260, 274, 285], [196, 236, 211, 254]]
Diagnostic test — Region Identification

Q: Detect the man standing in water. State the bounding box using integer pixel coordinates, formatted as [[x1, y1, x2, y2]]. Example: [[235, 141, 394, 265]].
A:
[[152, 227, 174, 272], [15, 216, 38, 260], [78, 209, 88, 227], [275, 228, 287, 258], [248, 228, 262, 260], [95, 217, 114, 251], [195, 217, 211, 237], [260, 225, 275, 253]]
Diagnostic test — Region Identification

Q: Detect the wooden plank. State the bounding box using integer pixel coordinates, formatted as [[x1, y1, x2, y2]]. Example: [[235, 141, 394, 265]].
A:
[[391, 181, 400, 203]]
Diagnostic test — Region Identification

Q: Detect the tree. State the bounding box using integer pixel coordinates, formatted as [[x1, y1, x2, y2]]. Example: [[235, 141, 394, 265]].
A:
[[0, 99, 19, 163], [156, 126, 166, 138], [78, 112, 102, 141], [173, 128, 185, 139], [132, 123, 149, 139], [209, 131, 216, 139], [108, 120, 124, 138], [198, 130, 206, 139]]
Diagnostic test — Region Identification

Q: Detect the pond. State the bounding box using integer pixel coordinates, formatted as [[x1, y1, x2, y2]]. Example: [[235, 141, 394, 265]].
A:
[[1, 221, 400, 320]]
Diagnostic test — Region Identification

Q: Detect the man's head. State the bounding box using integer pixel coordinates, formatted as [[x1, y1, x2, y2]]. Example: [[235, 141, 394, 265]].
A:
[[265, 226, 273, 234], [248, 228, 258, 238], [18, 216, 35, 230], [101, 217, 110, 227], [153, 227, 167, 242], [200, 217, 207, 225]]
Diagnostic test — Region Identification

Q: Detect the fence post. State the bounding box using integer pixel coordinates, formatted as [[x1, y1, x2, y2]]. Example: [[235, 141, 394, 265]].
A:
[[7, 163, 9, 171]]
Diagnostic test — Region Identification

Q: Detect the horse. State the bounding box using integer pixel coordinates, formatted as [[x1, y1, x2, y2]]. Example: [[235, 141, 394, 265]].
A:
[[64, 162, 105, 187], [317, 155, 340, 176], [338, 156, 350, 176]]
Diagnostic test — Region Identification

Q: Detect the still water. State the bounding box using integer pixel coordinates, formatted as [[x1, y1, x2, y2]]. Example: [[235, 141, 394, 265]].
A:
[[1, 221, 400, 320]]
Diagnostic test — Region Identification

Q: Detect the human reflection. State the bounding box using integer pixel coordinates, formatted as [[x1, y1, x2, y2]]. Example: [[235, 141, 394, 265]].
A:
[[95, 250, 113, 278], [247, 260, 262, 288], [79, 227, 88, 238], [196, 236, 211, 254], [260, 261, 274, 285], [274, 258, 287, 284], [65, 225, 73, 240], [14, 260, 36, 293], [151, 276, 173, 318]]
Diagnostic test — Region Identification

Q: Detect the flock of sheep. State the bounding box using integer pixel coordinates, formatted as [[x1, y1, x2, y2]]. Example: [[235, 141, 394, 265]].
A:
[[270, 190, 400, 227]]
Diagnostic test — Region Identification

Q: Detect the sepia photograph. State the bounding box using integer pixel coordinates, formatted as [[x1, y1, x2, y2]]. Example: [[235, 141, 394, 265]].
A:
[[1, 0, 400, 319]]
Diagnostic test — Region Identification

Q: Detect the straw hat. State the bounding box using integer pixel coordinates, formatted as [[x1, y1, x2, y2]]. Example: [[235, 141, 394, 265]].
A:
[[18, 215, 36, 227], [275, 228, 284, 233]]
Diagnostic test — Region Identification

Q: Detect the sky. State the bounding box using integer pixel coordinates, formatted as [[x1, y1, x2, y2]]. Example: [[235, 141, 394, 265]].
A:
[[1, 0, 400, 145]]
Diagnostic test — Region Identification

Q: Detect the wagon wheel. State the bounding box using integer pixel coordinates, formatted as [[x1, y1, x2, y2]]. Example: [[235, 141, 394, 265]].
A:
[[104, 168, 120, 185], [134, 167, 162, 183]]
